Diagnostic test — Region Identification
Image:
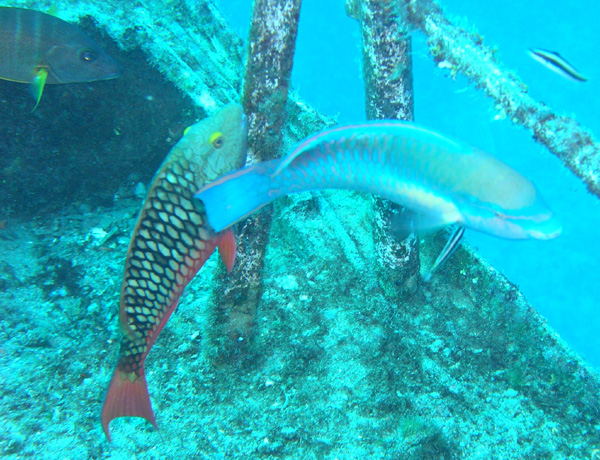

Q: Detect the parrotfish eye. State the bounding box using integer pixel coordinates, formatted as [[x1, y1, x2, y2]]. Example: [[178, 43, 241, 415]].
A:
[[210, 132, 224, 149], [80, 49, 98, 63]]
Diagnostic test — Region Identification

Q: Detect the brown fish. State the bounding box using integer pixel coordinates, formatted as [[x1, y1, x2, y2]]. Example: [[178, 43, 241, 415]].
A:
[[101, 103, 247, 440], [0, 7, 122, 108]]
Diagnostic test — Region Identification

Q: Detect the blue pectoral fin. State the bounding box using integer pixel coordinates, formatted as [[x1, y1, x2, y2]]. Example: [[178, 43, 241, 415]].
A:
[[30, 68, 48, 112]]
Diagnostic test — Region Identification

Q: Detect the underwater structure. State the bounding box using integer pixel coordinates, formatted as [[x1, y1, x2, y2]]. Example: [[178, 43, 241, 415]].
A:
[[1, 0, 599, 459]]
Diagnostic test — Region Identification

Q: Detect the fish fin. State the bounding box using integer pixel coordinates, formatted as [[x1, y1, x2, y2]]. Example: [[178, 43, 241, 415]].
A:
[[195, 162, 276, 232], [45, 5, 60, 17], [274, 146, 304, 176], [388, 208, 417, 241], [273, 127, 343, 175], [101, 366, 157, 442], [390, 210, 453, 240], [422, 226, 465, 282], [413, 212, 457, 232], [218, 229, 237, 273], [30, 68, 48, 112]]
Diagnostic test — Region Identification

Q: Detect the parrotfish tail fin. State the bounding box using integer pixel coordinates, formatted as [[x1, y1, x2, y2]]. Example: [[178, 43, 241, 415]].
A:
[[30, 68, 48, 112], [423, 226, 465, 283], [218, 229, 237, 273], [101, 367, 157, 442], [195, 161, 279, 233]]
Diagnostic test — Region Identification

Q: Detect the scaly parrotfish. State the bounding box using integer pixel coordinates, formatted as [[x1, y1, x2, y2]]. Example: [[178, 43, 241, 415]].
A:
[[0, 7, 122, 109], [101, 103, 247, 441], [528, 48, 587, 82], [195, 122, 561, 275]]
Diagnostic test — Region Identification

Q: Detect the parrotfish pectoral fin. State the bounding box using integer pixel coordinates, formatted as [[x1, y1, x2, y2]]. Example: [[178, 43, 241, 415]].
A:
[[218, 229, 237, 273], [30, 68, 48, 112], [101, 367, 157, 442], [390, 210, 457, 241], [195, 162, 277, 233], [423, 226, 465, 282]]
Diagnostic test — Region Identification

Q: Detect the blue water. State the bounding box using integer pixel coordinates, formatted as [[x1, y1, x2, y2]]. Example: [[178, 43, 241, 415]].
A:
[[218, 0, 600, 370]]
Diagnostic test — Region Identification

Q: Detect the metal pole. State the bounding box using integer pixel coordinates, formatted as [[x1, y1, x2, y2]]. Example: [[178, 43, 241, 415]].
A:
[[207, 0, 302, 362], [347, 0, 420, 296]]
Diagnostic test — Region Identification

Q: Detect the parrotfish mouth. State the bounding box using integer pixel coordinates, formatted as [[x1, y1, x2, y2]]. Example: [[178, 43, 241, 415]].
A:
[[526, 216, 562, 240], [460, 209, 562, 241], [511, 208, 563, 240]]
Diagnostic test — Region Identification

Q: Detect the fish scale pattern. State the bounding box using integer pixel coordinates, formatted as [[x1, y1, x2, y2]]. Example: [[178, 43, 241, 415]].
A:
[[117, 155, 216, 376]]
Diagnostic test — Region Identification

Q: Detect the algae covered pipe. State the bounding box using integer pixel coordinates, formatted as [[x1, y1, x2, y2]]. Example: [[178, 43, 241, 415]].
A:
[[396, 0, 600, 200], [205, 0, 303, 359], [347, 0, 419, 292]]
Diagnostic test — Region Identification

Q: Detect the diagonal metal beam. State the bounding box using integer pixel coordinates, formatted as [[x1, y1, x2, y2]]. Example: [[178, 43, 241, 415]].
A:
[[398, 0, 600, 199]]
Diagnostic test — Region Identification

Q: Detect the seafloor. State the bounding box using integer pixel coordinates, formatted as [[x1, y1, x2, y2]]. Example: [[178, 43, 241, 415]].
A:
[[3, 186, 600, 460], [1, 1, 600, 459]]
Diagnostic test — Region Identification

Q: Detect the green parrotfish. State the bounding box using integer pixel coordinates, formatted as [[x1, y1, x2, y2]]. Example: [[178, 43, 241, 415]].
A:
[[195, 122, 561, 277], [0, 7, 122, 109], [101, 104, 247, 441]]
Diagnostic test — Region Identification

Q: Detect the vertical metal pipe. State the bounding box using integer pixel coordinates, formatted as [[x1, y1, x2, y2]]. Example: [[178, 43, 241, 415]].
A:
[[243, 0, 302, 162], [347, 0, 420, 295], [207, 0, 302, 362]]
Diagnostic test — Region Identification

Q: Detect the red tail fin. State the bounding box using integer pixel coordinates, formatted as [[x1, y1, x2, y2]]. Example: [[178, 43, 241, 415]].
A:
[[101, 367, 157, 441]]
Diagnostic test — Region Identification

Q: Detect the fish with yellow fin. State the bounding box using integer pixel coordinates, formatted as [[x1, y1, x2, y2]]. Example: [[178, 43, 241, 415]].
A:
[[0, 7, 122, 110], [101, 104, 247, 441]]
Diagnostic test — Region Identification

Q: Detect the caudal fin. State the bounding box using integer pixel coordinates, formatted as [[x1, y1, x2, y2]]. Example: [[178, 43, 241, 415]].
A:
[[101, 367, 157, 441], [195, 162, 278, 232]]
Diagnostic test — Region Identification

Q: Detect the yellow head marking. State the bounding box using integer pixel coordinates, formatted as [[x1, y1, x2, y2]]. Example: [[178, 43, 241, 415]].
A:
[[210, 131, 224, 149], [183, 126, 191, 136]]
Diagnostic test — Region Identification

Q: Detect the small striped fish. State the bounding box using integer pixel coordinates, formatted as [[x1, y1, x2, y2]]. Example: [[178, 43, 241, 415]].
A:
[[195, 122, 561, 274], [0, 7, 121, 108], [529, 48, 587, 82], [101, 104, 247, 441]]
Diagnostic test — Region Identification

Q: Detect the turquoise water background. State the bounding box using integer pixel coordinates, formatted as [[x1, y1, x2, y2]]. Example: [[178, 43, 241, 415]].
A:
[[219, 0, 600, 370]]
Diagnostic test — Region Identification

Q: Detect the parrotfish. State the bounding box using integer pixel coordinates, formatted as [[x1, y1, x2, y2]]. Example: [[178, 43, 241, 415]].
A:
[[195, 122, 561, 275], [0, 7, 122, 109], [528, 48, 587, 82], [101, 103, 247, 441]]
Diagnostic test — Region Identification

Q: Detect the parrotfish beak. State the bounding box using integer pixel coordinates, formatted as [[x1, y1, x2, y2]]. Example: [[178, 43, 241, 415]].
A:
[[525, 213, 562, 240]]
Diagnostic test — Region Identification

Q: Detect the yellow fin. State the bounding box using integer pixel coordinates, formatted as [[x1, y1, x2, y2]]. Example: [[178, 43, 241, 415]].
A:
[[46, 5, 60, 17], [30, 68, 48, 112]]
